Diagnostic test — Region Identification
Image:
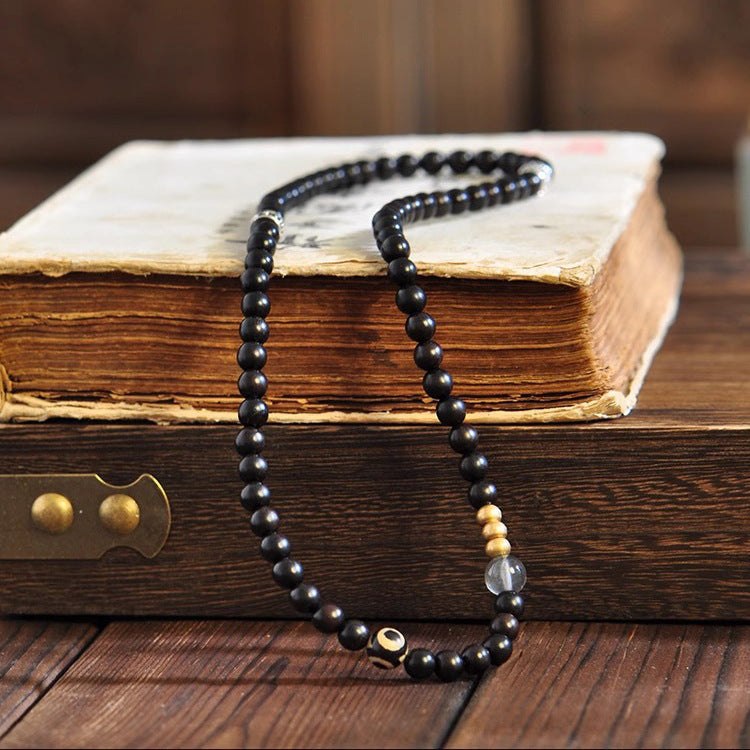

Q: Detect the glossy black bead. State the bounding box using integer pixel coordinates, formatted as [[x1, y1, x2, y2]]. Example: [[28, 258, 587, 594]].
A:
[[447, 150, 473, 174], [240, 267, 270, 292], [422, 369, 453, 400], [338, 620, 370, 651], [417, 191, 437, 220], [433, 191, 452, 217], [272, 558, 304, 588], [245, 248, 274, 273], [260, 533, 290, 562], [481, 181, 502, 207], [246, 232, 277, 253], [517, 175, 533, 199], [387, 258, 418, 286], [372, 208, 402, 230], [258, 194, 284, 212], [405, 312, 436, 343], [475, 150, 498, 174], [343, 162, 364, 186], [375, 156, 398, 180], [240, 482, 271, 511], [240, 316, 269, 343], [312, 603, 345, 633], [498, 152, 524, 172], [237, 342, 267, 370], [238, 398, 269, 427], [376, 224, 403, 247], [435, 650, 464, 682], [495, 591, 524, 618], [419, 151, 444, 175], [462, 645, 491, 675], [404, 194, 424, 221], [396, 154, 419, 177], [459, 451, 488, 481], [526, 172, 543, 195], [414, 340, 443, 370], [241, 292, 271, 318], [436, 396, 466, 426], [483, 634, 513, 666], [468, 185, 489, 211], [489, 613, 520, 640], [499, 177, 520, 204], [239, 454, 268, 482], [238, 369, 268, 398], [250, 216, 280, 239], [396, 285, 426, 314], [357, 160, 377, 183], [467, 480, 497, 509], [449, 424, 479, 454], [290, 583, 321, 613], [380, 235, 410, 262], [447, 188, 470, 214], [235, 427, 265, 455], [250, 506, 279, 536], [404, 648, 436, 679]]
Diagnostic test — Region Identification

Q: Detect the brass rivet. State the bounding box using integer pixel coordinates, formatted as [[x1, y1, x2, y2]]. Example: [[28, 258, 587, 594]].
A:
[[99, 494, 140, 535], [31, 493, 74, 534]]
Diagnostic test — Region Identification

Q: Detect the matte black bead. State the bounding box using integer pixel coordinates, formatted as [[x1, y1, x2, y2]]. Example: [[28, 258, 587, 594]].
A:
[[481, 181, 502, 207], [449, 424, 479, 454], [414, 340, 443, 370], [417, 192, 437, 220], [312, 603, 345, 633], [250, 506, 279, 537], [375, 156, 398, 180], [462, 645, 491, 675], [447, 188, 470, 214], [240, 482, 271, 511], [483, 634, 513, 666], [459, 451, 488, 481], [235, 427, 265, 455], [272, 558, 304, 588], [468, 480, 497, 509], [404, 648, 436, 679], [447, 150, 473, 174], [246, 232, 277, 253], [498, 152, 524, 172], [239, 454, 268, 482], [495, 591, 524, 618], [387, 258, 418, 286], [338, 620, 371, 651], [238, 398, 269, 427], [419, 151, 445, 175], [475, 150, 498, 174], [250, 216, 280, 239], [436, 397, 466, 426], [241, 268, 270, 292], [240, 316, 269, 343], [260, 533, 290, 562], [499, 177, 520, 204], [489, 613, 520, 640], [396, 154, 419, 177], [241, 292, 271, 318], [237, 342, 267, 370], [405, 312, 436, 343], [238, 369, 268, 398], [433, 191, 452, 217], [468, 185, 489, 211], [290, 583, 321, 613], [380, 235, 410, 262], [396, 285, 426, 314], [245, 249, 274, 273], [435, 650, 464, 682], [422, 369, 453, 400], [376, 224, 403, 247]]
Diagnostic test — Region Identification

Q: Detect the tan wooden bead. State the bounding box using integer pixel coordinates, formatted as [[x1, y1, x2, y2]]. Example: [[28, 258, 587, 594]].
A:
[[476, 504, 502, 526], [485, 536, 511, 558], [481, 521, 508, 541]]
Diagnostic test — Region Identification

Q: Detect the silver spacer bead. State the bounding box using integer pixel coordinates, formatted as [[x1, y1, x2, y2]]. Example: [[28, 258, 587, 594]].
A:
[[252, 209, 285, 238], [518, 158, 554, 185]]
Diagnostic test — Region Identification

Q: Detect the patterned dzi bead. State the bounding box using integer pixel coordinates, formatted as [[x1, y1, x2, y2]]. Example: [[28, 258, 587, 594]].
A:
[[366, 627, 409, 669]]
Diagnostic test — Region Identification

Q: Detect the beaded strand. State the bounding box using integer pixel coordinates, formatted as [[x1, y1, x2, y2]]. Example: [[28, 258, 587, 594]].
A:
[[236, 149, 553, 681]]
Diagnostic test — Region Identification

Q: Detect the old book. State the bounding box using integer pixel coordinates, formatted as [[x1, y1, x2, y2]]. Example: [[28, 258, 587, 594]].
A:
[[0, 132, 681, 424]]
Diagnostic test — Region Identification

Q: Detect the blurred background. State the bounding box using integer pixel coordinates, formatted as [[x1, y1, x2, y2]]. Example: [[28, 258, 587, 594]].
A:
[[0, 0, 748, 247]]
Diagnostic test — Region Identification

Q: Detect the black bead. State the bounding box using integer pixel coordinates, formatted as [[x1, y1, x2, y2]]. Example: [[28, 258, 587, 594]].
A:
[[241, 292, 271, 318], [462, 644, 491, 675], [404, 194, 424, 221], [375, 156, 398, 180], [372, 208, 402, 231], [449, 424, 479, 454], [312, 603, 345, 633], [258, 194, 284, 212], [417, 192, 437, 220], [447, 188, 470, 214], [235, 427, 265, 455], [459, 451, 488, 481], [467, 480, 497, 509], [241, 268, 270, 292], [526, 173, 543, 196], [250, 216, 280, 239], [238, 398, 269, 427], [240, 316, 269, 344], [238, 369, 268, 398], [343, 162, 364, 185], [483, 634, 513, 666], [240, 482, 271, 511], [447, 150, 473, 174], [358, 160, 377, 183], [290, 583, 321, 613], [517, 175, 533, 199], [405, 312, 436, 343], [475, 150, 498, 174], [468, 185, 489, 211], [404, 648, 436, 679], [239, 454, 268, 482], [490, 613, 520, 640], [272, 558, 304, 588], [396, 154, 419, 177], [433, 191, 452, 217], [237, 342, 267, 370], [422, 369, 453, 400], [419, 151, 444, 175], [414, 340, 443, 370], [376, 224, 403, 247], [246, 232, 277, 253], [250, 507, 279, 537], [260, 533, 290, 562], [380, 235, 410, 262], [435, 650, 464, 682], [481, 181, 502, 207], [396, 285, 426, 314], [436, 397, 466, 426], [245, 249, 274, 273], [387, 258, 418, 286], [495, 591, 524, 618], [337, 620, 370, 651], [499, 177, 520, 204]]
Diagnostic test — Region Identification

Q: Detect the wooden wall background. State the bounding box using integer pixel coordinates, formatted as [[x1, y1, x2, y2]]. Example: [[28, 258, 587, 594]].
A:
[[0, 0, 746, 247]]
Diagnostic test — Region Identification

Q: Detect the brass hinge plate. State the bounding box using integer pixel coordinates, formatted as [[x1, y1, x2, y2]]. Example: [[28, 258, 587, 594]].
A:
[[0, 473, 171, 559]]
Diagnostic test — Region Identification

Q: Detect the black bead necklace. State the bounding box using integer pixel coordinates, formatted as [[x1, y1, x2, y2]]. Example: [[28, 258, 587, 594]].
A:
[[236, 149, 554, 682]]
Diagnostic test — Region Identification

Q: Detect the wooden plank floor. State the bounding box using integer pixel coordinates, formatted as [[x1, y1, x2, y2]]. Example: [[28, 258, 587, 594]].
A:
[[0, 619, 748, 749]]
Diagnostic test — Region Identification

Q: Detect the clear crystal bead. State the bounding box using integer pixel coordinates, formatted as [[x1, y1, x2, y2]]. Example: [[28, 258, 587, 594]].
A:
[[485, 555, 526, 595]]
